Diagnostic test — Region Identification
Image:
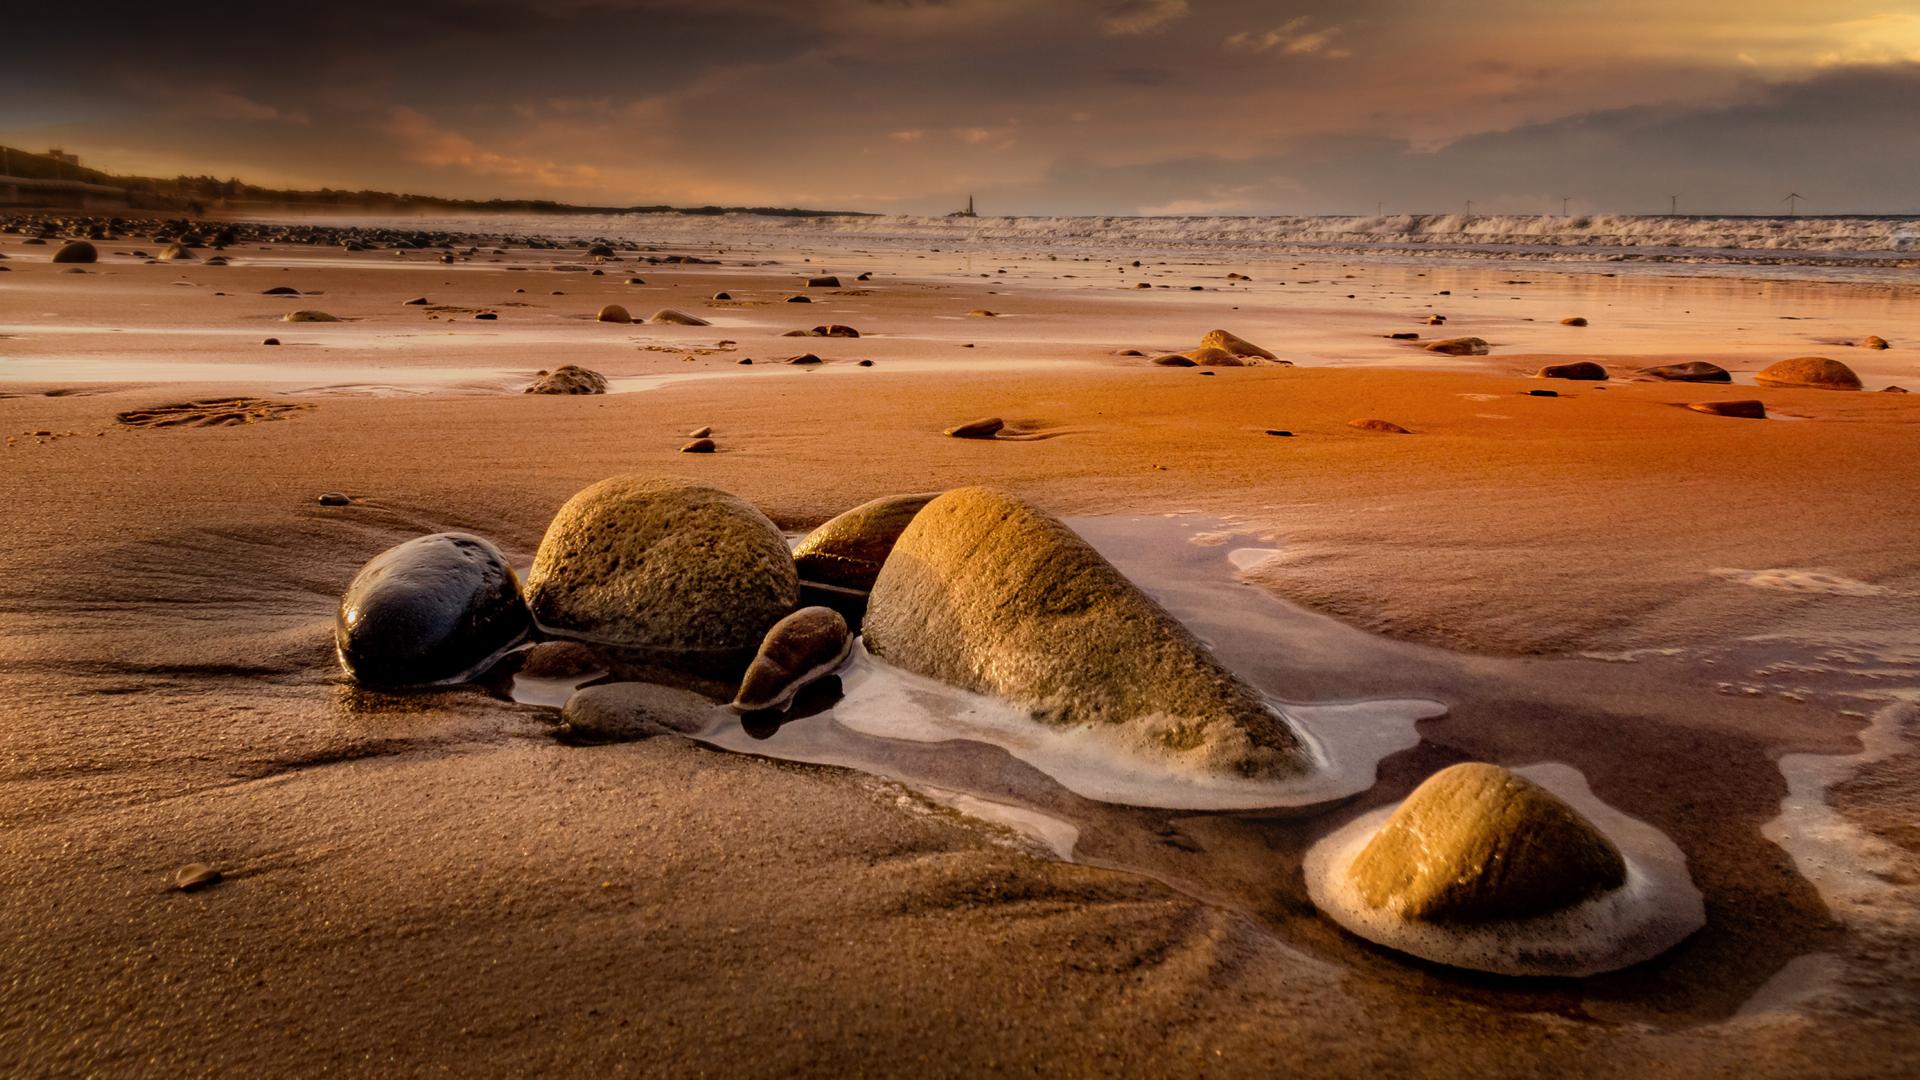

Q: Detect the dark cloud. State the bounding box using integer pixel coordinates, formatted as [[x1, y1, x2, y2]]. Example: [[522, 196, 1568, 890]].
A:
[[1, 4, 1914, 212]]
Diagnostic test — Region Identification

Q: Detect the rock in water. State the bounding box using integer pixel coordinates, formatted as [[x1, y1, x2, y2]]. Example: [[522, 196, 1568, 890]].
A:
[[731, 607, 852, 712], [1687, 399, 1767, 419], [1199, 329, 1277, 360], [944, 417, 1004, 439], [1754, 356, 1863, 390], [650, 308, 711, 326], [51, 241, 97, 264], [336, 533, 532, 689], [1538, 361, 1608, 381], [596, 303, 633, 323], [519, 640, 603, 678], [1637, 361, 1730, 383], [791, 493, 938, 592], [863, 487, 1311, 778], [559, 682, 718, 743], [525, 477, 798, 689], [1424, 337, 1488, 356], [1345, 763, 1626, 921], [525, 365, 608, 395]]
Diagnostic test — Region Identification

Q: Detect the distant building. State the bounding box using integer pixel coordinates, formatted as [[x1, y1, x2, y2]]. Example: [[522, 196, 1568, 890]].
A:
[[45, 148, 80, 167]]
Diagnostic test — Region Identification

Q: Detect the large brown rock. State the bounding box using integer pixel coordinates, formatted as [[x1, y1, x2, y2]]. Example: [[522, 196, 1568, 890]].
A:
[[1199, 329, 1276, 360], [1348, 762, 1626, 922], [51, 241, 97, 264], [863, 487, 1310, 778], [1754, 356, 1862, 390], [791, 493, 938, 592], [526, 477, 799, 689]]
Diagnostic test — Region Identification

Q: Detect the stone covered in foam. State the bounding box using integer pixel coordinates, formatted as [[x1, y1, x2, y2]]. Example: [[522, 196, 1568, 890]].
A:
[[1305, 762, 1705, 976]]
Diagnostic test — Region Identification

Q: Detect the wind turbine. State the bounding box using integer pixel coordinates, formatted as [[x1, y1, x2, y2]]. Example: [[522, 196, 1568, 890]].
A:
[[1783, 192, 1805, 216], [1669, 193, 1680, 216], [1561, 196, 1571, 216]]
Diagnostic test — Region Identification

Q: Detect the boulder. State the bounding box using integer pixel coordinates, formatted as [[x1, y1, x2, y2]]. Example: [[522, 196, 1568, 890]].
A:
[[525, 477, 798, 688], [284, 310, 340, 323], [1754, 356, 1862, 391], [1348, 419, 1411, 433], [807, 275, 841, 288], [1346, 762, 1626, 921], [791, 493, 938, 591], [1538, 361, 1608, 381], [731, 607, 853, 712], [1199, 329, 1277, 360], [1861, 335, 1890, 350], [1151, 353, 1197, 367], [525, 365, 608, 395], [650, 308, 711, 326], [863, 487, 1310, 778], [51, 241, 97, 264], [681, 438, 717, 453], [1637, 361, 1730, 383], [559, 682, 717, 743], [595, 303, 633, 323], [1424, 337, 1487, 356], [335, 533, 532, 688], [1686, 399, 1766, 419]]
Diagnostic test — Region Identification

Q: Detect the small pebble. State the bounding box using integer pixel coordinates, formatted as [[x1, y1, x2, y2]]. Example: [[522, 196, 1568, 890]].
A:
[[174, 863, 221, 892]]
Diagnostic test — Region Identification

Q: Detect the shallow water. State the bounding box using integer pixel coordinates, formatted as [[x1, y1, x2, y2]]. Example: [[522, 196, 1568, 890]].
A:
[[502, 512, 1920, 1024]]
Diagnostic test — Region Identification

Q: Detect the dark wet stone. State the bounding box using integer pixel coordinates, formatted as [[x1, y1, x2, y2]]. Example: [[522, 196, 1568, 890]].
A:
[[51, 241, 97, 264], [474, 312, 498, 320], [1265, 429, 1293, 437], [784, 295, 812, 303], [732, 606, 853, 712], [263, 338, 281, 346], [1560, 317, 1588, 326], [262, 286, 301, 296], [317, 492, 351, 506], [682, 438, 717, 453], [596, 303, 632, 323], [1539, 361, 1609, 381], [336, 532, 532, 689], [1388, 332, 1420, 340], [1686, 399, 1767, 419], [806, 275, 841, 287], [651, 308, 710, 325], [518, 640, 602, 678], [1425, 336, 1487, 356], [284, 310, 339, 323], [944, 417, 1004, 439], [787, 353, 823, 365], [404, 296, 429, 305], [1151, 353, 1197, 367], [1526, 389, 1558, 397], [1636, 361, 1730, 383]]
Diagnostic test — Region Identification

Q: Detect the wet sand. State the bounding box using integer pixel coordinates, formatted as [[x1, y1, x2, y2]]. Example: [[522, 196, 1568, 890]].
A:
[[2, 221, 1918, 1074]]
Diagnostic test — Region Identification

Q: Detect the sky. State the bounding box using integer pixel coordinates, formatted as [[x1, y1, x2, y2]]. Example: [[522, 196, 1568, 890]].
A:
[[3, 0, 1918, 215]]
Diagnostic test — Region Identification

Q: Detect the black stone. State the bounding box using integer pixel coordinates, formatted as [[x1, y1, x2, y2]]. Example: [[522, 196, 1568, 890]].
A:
[[336, 533, 531, 689]]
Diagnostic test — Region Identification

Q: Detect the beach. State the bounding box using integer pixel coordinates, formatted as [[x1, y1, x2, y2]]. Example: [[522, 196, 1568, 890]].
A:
[[3, 214, 1918, 1074]]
